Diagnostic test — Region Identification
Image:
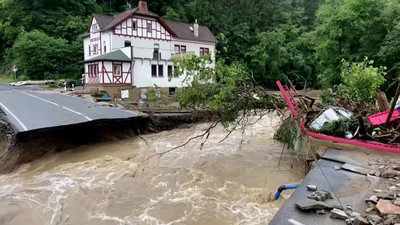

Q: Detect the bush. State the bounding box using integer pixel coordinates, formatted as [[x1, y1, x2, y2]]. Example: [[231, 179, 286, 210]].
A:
[[318, 116, 359, 137], [17, 75, 29, 81], [11, 30, 82, 80], [338, 57, 386, 103], [48, 84, 58, 88]]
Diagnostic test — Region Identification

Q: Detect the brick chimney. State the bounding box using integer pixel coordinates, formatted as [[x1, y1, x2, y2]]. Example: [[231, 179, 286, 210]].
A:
[[138, 1, 148, 13]]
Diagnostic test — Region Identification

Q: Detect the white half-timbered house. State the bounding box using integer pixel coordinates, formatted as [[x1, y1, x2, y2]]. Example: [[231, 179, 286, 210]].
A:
[[82, 1, 216, 99]]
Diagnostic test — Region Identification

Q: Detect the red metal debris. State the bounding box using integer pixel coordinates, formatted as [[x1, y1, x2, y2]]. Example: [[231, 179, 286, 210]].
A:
[[276, 80, 400, 154]]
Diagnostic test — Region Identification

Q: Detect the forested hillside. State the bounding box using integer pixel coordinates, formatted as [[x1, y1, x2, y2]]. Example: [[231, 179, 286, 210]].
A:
[[0, 0, 399, 89]]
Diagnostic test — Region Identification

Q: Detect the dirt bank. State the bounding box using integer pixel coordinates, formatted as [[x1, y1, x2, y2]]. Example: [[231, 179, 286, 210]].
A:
[[0, 109, 17, 173], [0, 111, 211, 174], [0, 117, 147, 173]]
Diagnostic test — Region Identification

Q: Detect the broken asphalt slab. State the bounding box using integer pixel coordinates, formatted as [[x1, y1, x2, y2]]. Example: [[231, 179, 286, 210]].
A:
[[341, 163, 375, 175], [270, 149, 380, 225]]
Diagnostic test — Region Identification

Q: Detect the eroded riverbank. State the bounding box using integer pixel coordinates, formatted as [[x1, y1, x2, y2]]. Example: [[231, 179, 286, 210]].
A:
[[0, 112, 305, 225]]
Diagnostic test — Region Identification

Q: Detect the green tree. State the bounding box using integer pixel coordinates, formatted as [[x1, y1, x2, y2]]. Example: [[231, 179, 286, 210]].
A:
[[173, 54, 280, 125], [315, 0, 387, 87], [339, 57, 386, 103], [163, 7, 181, 21], [11, 30, 79, 80], [379, 0, 400, 88]]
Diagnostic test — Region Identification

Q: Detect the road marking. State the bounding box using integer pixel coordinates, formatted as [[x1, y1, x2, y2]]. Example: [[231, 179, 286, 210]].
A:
[[17, 91, 92, 121], [0, 102, 28, 131], [20, 92, 59, 106], [61, 106, 92, 121]]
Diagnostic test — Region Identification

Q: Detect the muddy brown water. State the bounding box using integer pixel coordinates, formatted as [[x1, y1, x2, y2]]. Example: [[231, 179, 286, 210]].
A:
[[0, 112, 305, 225]]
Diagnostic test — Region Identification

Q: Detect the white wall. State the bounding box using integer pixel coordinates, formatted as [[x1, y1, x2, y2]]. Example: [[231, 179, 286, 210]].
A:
[[102, 61, 132, 84], [83, 37, 90, 61], [112, 35, 173, 59], [133, 59, 188, 88], [172, 38, 215, 60], [83, 15, 216, 88], [101, 31, 113, 55], [113, 38, 215, 88]]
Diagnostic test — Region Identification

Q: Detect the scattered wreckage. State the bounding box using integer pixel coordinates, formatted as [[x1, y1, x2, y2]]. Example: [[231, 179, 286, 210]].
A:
[[10, 80, 55, 86], [294, 183, 400, 224], [276, 81, 400, 153]]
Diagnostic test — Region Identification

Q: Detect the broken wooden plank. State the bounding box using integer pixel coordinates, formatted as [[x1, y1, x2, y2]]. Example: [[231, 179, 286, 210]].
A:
[[377, 91, 390, 112], [386, 83, 400, 127]]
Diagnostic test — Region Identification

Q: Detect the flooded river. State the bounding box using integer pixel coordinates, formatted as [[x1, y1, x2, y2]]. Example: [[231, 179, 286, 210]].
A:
[[0, 112, 305, 225]]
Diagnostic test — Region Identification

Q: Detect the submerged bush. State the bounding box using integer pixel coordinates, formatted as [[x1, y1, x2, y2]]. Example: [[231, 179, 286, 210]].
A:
[[274, 116, 302, 151], [318, 116, 360, 137]]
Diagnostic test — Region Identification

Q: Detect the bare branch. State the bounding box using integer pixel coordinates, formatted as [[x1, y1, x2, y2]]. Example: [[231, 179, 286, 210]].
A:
[[131, 120, 220, 177]]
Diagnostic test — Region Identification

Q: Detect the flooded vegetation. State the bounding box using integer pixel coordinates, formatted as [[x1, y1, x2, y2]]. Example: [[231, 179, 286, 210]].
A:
[[0, 112, 305, 225]]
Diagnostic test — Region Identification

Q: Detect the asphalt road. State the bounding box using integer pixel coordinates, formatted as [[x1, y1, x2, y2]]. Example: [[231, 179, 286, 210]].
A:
[[0, 83, 139, 133], [270, 148, 381, 225]]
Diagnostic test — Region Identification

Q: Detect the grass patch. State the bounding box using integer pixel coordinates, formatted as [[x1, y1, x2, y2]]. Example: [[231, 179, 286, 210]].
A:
[[0, 76, 16, 83]]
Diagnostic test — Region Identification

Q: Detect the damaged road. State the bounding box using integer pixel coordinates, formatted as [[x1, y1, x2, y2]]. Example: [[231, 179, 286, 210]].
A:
[[270, 148, 400, 225], [0, 83, 146, 173], [0, 83, 139, 132]]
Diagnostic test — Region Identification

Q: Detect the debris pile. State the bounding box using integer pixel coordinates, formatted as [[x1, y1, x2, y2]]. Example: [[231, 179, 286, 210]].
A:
[[278, 81, 400, 147], [295, 184, 373, 224], [363, 186, 400, 225]]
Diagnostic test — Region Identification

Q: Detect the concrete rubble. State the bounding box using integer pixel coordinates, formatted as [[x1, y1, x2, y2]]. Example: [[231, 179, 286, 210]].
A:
[[376, 200, 400, 215], [306, 185, 317, 191], [363, 184, 400, 225], [293, 158, 400, 225]]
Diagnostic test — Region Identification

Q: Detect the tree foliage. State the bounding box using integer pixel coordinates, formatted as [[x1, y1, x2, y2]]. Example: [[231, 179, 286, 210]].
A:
[[339, 58, 386, 103], [10, 30, 82, 80], [0, 0, 99, 78], [314, 0, 397, 89], [173, 54, 281, 125], [0, 0, 399, 92]]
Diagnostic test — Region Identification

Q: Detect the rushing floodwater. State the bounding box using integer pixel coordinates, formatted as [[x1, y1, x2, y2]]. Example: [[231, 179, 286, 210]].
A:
[[0, 112, 305, 225]]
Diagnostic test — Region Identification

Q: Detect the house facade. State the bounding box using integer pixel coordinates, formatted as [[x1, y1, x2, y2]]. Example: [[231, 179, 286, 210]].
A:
[[82, 1, 216, 99]]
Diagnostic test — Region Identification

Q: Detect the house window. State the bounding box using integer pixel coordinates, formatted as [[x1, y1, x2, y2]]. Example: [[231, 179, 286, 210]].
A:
[[174, 45, 186, 54], [169, 87, 177, 96], [92, 25, 98, 32], [174, 66, 179, 77], [174, 45, 180, 54], [147, 22, 152, 33], [95, 65, 99, 76], [125, 41, 131, 47], [93, 44, 98, 54], [200, 47, 209, 56], [158, 65, 164, 77], [103, 41, 106, 53], [132, 21, 137, 30], [168, 65, 173, 77], [88, 45, 91, 56], [153, 43, 160, 60], [151, 65, 157, 77], [113, 64, 121, 76], [88, 64, 99, 76]]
